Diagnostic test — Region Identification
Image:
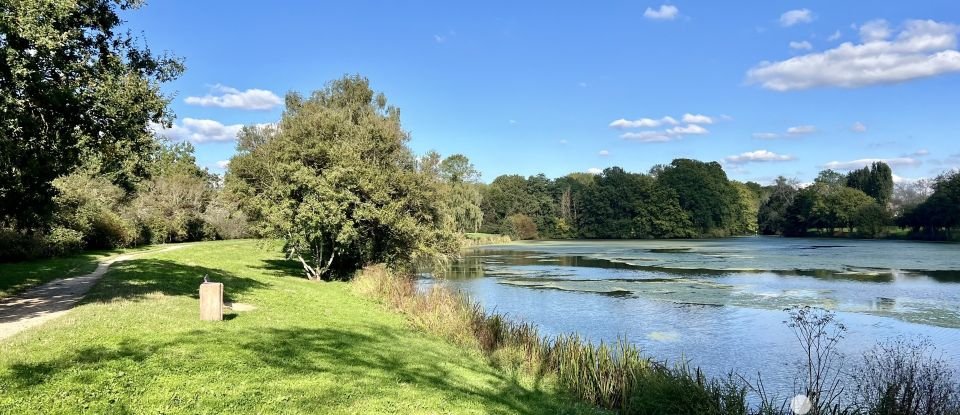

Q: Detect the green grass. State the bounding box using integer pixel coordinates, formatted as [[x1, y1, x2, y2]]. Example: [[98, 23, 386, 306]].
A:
[[0, 245, 158, 299], [0, 239, 602, 414]]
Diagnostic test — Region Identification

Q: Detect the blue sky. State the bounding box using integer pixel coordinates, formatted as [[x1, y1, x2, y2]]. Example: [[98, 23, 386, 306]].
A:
[[131, 1, 960, 184]]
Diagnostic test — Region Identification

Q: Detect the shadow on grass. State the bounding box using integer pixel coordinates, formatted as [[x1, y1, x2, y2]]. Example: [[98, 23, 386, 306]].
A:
[[255, 258, 304, 279], [83, 259, 268, 304], [3, 323, 588, 414]]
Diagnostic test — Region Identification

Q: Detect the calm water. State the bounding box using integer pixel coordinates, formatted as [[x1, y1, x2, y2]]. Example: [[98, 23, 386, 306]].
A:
[[424, 237, 960, 393]]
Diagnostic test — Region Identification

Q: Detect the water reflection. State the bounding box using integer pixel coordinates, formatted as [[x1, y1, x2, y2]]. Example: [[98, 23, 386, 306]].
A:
[[424, 237, 960, 395]]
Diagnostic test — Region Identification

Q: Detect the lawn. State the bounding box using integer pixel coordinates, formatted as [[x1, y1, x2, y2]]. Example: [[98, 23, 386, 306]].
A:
[[0, 245, 157, 299], [0, 239, 602, 414]]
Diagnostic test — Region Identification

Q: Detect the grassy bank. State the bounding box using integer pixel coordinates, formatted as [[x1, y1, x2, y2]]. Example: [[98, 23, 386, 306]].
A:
[[0, 240, 601, 414], [463, 232, 512, 247]]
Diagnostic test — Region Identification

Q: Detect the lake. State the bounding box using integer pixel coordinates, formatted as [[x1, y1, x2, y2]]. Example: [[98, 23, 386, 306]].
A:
[[424, 237, 960, 394]]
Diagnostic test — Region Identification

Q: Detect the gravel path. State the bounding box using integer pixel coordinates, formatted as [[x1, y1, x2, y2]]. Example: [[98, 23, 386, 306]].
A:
[[0, 245, 188, 341]]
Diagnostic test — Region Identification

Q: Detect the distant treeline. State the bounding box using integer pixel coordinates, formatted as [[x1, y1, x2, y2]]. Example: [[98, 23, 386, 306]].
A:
[[474, 160, 960, 241]]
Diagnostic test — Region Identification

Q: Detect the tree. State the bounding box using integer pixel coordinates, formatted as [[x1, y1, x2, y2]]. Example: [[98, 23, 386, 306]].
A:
[[845, 162, 893, 206], [758, 176, 798, 235], [854, 202, 891, 238], [731, 181, 760, 235], [0, 0, 183, 231], [891, 179, 932, 218], [228, 76, 458, 280], [506, 213, 538, 240], [656, 159, 739, 236], [436, 154, 483, 233]]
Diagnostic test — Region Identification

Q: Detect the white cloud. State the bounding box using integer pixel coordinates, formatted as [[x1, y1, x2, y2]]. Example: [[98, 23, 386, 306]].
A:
[[559, 139, 568, 144], [644, 5, 679, 21], [725, 150, 795, 165], [621, 124, 708, 142], [215, 160, 230, 169], [851, 121, 867, 133], [667, 124, 709, 135], [620, 131, 673, 142], [609, 116, 678, 129], [508, 119, 517, 125], [906, 149, 929, 157], [587, 167, 603, 175], [828, 30, 842, 41], [753, 132, 780, 139], [747, 19, 960, 91], [859, 19, 891, 42], [598, 150, 610, 156], [150, 118, 243, 143], [790, 40, 813, 50], [682, 113, 713, 124], [185, 84, 282, 110], [822, 157, 921, 170], [780, 9, 813, 27], [786, 125, 817, 135], [433, 34, 447, 43]]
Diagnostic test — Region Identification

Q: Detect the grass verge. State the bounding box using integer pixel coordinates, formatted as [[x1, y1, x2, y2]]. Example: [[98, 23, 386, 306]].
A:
[[0, 244, 159, 299], [0, 239, 603, 414]]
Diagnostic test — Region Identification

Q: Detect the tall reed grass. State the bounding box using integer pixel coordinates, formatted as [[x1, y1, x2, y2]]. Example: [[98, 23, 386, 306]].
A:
[[352, 265, 747, 414]]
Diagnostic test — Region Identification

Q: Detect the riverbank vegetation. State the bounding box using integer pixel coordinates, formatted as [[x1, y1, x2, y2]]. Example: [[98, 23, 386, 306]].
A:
[[355, 266, 960, 415]]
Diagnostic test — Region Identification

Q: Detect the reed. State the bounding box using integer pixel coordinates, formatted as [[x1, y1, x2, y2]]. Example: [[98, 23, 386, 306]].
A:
[[352, 265, 748, 413]]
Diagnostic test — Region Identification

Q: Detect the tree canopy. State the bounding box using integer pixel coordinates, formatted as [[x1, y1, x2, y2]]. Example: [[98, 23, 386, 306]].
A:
[[0, 0, 183, 231], [227, 76, 458, 280]]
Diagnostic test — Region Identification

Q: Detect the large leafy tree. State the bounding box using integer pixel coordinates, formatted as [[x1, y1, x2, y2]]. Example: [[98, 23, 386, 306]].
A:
[[0, 0, 183, 231], [656, 159, 739, 236], [227, 76, 458, 280], [758, 176, 798, 235]]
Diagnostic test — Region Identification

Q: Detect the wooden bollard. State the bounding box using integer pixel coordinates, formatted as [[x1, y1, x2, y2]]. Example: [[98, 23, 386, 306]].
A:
[[199, 282, 223, 321]]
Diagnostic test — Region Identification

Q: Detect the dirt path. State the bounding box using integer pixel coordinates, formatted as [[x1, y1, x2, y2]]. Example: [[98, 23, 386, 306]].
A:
[[0, 245, 189, 341]]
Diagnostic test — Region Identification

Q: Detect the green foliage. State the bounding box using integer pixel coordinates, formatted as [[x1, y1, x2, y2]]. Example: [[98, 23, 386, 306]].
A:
[[845, 162, 894, 206], [656, 159, 740, 236], [506, 213, 539, 240], [783, 177, 876, 236], [42, 227, 85, 256], [51, 169, 132, 249], [0, 0, 183, 230], [758, 177, 798, 235], [899, 170, 960, 238], [427, 153, 484, 233], [731, 182, 760, 235], [854, 203, 891, 238], [228, 75, 458, 280]]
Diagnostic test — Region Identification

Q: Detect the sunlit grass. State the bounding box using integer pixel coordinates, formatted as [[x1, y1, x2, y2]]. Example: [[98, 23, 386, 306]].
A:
[[0, 240, 602, 414]]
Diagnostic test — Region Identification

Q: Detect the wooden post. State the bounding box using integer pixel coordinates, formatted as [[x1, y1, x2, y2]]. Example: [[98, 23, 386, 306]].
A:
[[199, 282, 223, 321]]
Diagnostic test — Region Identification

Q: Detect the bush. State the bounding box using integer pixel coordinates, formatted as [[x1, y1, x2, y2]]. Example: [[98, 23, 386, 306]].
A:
[[43, 227, 85, 257], [87, 210, 136, 249], [0, 229, 46, 262], [506, 213, 538, 240], [851, 337, 960, 415], [854, 203, 891, 238]]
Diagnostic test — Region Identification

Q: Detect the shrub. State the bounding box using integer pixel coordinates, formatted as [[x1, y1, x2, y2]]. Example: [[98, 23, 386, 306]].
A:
[[87, 210, 136, 249], [43, 227, 85, 257], [851, 337, 960, 415], [506, 213, 538, 240], [0, 229, 46, 262]]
